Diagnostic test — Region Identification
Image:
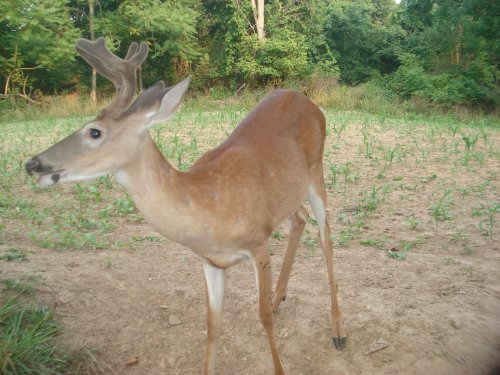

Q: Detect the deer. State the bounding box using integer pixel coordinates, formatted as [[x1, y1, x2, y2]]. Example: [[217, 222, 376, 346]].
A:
[[25, 37, 346, 375]]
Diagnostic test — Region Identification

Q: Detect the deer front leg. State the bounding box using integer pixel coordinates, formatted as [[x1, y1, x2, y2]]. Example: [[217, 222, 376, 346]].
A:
[[253, 246, 286, 375], [202, 263, 226, 375]]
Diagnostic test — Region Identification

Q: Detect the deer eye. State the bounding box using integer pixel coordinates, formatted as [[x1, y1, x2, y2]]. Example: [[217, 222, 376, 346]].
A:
[[89, 128, 101, 139]]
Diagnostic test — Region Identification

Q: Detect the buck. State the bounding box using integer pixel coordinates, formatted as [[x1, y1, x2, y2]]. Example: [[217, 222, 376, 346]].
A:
[[25, 38, 346, 375]]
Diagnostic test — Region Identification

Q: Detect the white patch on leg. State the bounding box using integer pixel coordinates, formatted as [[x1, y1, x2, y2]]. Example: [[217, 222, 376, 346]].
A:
[[308, 186, 327, 244], [203, 263, 225, 313], [251, 258, 260, 292]]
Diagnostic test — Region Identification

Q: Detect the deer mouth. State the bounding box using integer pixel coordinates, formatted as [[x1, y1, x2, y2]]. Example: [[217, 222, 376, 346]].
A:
[[25, 157, 64, 186], [33, 170, 62, 187], [37, 171, 63, 186]]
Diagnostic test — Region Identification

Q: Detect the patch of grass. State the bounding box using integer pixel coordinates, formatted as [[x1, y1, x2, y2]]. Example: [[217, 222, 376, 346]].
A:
[[430, 188, 454, 229], [0, 248, 28, 262], [131, 236, 161, 242], [271, 231, 284, 240], [362, 186, 381, 212], [461, 133, 479, 152], [406, 217, 423, 230], [301, 229, 317, 254], [0, 224, 5, 245], [0, 298, 64, 374], [73, 183, 102, 204], [386, 240, 416, 260], [472, 202, 499, 237], [360, 238, 385, 249], [113, 195, 136, 216], [462, 243, 474, 254], [337, 226, 354, 247], [0, 298, 106, 375], [2, 279, 35, 295], [30, 230, 107, 251]]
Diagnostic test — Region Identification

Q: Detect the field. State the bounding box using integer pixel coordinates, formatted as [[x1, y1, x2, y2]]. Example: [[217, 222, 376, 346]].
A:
[[1, 99, 499, 374]]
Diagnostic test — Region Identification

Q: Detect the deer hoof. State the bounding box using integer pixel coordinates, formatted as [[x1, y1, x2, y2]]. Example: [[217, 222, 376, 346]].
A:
[[333, 336, 347, 350]]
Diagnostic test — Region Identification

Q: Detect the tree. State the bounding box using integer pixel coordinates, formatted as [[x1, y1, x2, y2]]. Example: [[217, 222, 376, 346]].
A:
[[323, 0, 401, 85], [251, 0, 265, 40], [0, 0, 80, 99], [395, 0, 499, 106], [199, 0, 321, 87]]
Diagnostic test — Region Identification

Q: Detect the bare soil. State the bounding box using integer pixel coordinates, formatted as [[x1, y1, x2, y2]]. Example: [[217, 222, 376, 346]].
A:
[[2, 114, 500, 375]]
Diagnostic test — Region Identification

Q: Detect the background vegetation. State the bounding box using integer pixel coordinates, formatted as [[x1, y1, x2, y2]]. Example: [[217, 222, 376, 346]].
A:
[[0, 0, 498, 112], [0, 1, 498, 374]]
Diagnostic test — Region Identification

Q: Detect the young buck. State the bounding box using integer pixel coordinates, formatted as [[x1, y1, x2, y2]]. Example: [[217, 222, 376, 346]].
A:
[[25, 38, 346, 375]]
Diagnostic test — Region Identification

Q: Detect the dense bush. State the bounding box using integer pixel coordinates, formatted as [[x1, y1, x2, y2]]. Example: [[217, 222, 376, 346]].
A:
[[0, 0, 498, 109], [387, 54, 498, 108]]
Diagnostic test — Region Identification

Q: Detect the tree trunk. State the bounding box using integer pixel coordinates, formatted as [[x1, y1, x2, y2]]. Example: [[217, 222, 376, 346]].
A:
[[251, 0, 265, 40], [451, 22, 463, 66], [89, 0, 97, 102]]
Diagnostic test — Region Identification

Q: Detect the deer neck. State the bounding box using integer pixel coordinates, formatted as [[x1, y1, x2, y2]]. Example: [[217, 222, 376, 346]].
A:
[[114, 135, 200, 246]]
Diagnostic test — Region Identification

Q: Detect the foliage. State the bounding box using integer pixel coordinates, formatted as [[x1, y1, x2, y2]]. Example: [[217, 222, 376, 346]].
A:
[[0, 297, 105, 374], [235, 28, 309, 83], [0, 0, 498, 108], [0, 0, 80, 96], [323, 0, 401, 85], [394, 0, 499, 108], [0, 298, 64, 374], [199, 0, 318, 87]]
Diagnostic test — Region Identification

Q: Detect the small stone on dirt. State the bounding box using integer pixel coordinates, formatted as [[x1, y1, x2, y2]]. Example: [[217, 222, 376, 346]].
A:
[[450, 318, 462, 329], [125, 357, 139, 366], [365, 338, 390, 355], [169, 314, 182, 326]]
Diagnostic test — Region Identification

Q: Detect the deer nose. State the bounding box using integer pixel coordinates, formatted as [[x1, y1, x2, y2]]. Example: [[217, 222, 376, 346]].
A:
[[25, 157, 42, 175]]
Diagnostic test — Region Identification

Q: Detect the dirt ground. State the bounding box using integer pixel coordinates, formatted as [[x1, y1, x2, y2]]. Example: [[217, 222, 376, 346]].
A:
[[2, 113, 500, 375]]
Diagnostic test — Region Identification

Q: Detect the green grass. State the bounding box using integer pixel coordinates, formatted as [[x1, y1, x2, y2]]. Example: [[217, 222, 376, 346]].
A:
[[0, 248, 27, 262], [0, 98, 498, 253], [0, 298, 105, 375], [473, 201, 500, 237]]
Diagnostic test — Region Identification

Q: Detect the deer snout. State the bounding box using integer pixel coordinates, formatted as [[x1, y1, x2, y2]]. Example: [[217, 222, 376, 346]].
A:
[[25, 156, 55, 175], [25, 157, 43, 175]]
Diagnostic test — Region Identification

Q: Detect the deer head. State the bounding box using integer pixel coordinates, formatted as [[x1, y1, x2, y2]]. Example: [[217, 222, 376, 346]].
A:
[[25, 37, 190, 186]]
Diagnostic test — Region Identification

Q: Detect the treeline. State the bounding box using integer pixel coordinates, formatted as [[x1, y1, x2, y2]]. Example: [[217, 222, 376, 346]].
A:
[[1, 0, 498, 109]]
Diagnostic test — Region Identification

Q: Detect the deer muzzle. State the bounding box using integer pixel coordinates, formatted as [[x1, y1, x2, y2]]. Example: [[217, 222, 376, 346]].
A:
[[25, 156, 62, 186], [25, 156, 43, 175]]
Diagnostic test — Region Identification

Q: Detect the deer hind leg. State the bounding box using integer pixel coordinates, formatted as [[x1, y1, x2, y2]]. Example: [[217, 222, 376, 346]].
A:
[[308, 172, 347, 350], [272, 205, 308, 312], [252, 245, 286, 375], [202, 263, 226, 375]]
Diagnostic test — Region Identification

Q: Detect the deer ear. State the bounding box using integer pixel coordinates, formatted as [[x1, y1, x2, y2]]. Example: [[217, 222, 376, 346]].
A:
[[149, 76, 191, 125]]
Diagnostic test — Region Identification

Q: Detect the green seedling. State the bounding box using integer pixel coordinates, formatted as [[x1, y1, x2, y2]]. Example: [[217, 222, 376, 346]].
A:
[[0, 248, 28, 262], [386, 240, 415, 260], [337, 226, 353, 247], [360, 239, 385, 249], [328, 162, 340, 187], [430, 188, 454, 229], [3, 278, 34, 294], [272, 231, 284, 240], [132, 236, 161, 242], [406, 217, 422, 230], [462, 133, 479, 152], [473, 202, 499, 237], [113, 195, 136, 216]]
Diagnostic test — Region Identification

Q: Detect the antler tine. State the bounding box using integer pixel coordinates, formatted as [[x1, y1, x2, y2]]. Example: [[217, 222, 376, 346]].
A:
[[75, 37, 148, 117], [124, 42, 139, 60]]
